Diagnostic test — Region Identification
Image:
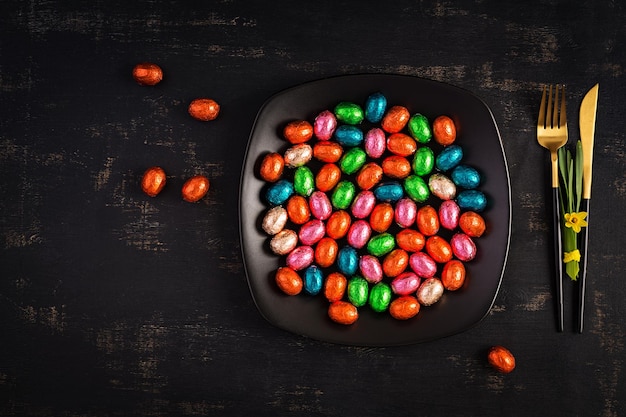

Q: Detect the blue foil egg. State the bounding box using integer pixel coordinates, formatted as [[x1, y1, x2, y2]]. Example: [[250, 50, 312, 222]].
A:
[[451, 165, 481, 189], [337, 246, 359, 276], [265, 179, 294, 205], [303, 265, 323, 295], [436, 144, 463, 171], [334, 125, 364, 147], [457, 190, 487, 211], [365, 92, 387, 123], [373, 182, 404, 202]]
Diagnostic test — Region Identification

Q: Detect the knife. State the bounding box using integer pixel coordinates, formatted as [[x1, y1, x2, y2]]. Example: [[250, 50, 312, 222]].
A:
[[578, 83, 599, 333]]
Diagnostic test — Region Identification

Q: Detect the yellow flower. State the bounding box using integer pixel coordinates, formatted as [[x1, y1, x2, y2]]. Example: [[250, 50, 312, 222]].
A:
[[564, 212, 588, 233], [563, 249, 581, 263]]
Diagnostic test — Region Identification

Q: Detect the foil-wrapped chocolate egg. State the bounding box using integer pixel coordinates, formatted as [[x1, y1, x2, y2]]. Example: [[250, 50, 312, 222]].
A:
[[436, 144, 463, 172], [337, 246, 359, 276], [451, 233, 477, 261], [270, 229, 298, 255], [348, 276, 369, 307], [428, 173, 457, 200], [439, 200, 460, 230], [364, 128, 386, 158], [298, 219, 326, 246], [409, 251, 437, 278], [368, 282, 392, 312], [360, 255, 383, 284], [265, 180, 294, 206], [314, 110, 337, 141], [374, 182, 404, 203], [309, 191, 332, 220], [334, 125, 364, 147], [284, 144, 313, 168], [365, 92, 387, 123], [347, 220, 371, 249], [451, 165, 481, 189], [262, 206, 288, 235], [286, 246, 314, 271], [303, 265, 323, 295], [457, 190, 487, 212], [416, 278, 444, 306]]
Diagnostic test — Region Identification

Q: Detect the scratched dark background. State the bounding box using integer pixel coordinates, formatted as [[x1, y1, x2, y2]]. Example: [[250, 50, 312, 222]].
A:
[[1, 0, 625, 416]]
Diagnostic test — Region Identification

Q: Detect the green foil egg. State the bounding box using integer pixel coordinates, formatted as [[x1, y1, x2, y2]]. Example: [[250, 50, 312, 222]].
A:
[[404, 175, 430, 202], [367, 233, 396, 257], [293, 166, 314, 196], [408, 113, 432, 143], [368, 282, 392, 312], [331, 181, 356, 210], [412, 147, 435, 176], [340, 147, 367, 175], [334, 102, 364, 125], [348, 276, 369, 307]]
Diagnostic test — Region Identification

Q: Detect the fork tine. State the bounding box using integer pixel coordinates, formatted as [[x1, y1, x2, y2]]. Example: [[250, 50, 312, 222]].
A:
[[560, 85, 567, 127], [546, 85, 553, 128], [538, 85, 547, 128], [553, 85, 560, 128]]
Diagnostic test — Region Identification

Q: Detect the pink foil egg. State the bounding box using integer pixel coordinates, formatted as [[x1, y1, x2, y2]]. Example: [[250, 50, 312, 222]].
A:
[[409, 252, 437, 278], [450, 233, 477, 261], [394, 198, 417, 228], [391, 271, 421, 295], [359, 255, 383, 284], [298, 219, 326, 246], [351, 190, 376, 219], [364, 127, 386, 158], [286, 246, 314, 271], [439, 200, 460, 230], [309, 191, 332, 220], [347, 220, 371, 249], [314, 110, 337, 141]]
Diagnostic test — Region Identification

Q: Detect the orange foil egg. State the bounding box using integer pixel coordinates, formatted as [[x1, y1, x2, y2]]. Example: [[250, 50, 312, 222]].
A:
[[188, 98, 220, 121], [259, 152, 284, 182], [182, 175, 210, 202], [382, 249, 409, 277], [488, 346, 516, 374], [395, 229, 425, 252], [315, 237, 339, 268], [286, 195, 311, 225], [326, 210, 351, 239], [313, 141, 343, 163], [328, 301, 358, 325], [432, 115, 457, 146], [283, 120, 314, 144], [132, 62, 163, 86], [441, 260, 466, 291], [416, 205, 440, 236], [459, 211, 486, 237], [356, 162, 384, 190], [141, 166, 167, 197], [315, 163, 342, 192], [369, 203, 394, 233], [386, 133, 417, 157], [425, 235, 453, 263], [389, 295, 421, 320], [382, 155, 411, 179], [381, 105, 410, 133], [324, 272, 347, 302], [275, 267, 303, 295]]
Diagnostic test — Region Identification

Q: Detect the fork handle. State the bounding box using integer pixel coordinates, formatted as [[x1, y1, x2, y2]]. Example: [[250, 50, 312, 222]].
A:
[[553, 186, 564, 332], [578, 198, 590, 333]]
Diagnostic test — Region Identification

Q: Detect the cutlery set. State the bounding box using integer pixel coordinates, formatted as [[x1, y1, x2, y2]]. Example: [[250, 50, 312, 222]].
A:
[[536, 83, 599, 333]]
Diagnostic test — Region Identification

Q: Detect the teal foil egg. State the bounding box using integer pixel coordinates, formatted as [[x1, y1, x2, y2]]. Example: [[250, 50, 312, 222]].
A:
[[451, 165, 481, 189], [374, 182, 404, 202], [265, 179, 294, 205], [457, 190, 487, 211], [365, 92, 387, 123], [303, 265, 324, 295], [436, 144, 463, 172], [334, 125, 364, 147], [337, 246, 359, 276]]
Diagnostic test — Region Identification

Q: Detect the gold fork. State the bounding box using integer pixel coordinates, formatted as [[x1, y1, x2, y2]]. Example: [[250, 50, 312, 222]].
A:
[[537, 84, 568, 332]]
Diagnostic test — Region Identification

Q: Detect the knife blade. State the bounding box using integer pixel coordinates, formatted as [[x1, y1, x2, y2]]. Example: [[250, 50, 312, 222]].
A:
[[578, 83, 599, 333]]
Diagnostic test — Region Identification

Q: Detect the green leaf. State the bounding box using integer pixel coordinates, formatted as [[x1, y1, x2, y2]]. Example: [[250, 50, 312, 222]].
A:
[[567, 157, 574, 213], [565, 260, 579, 281], [575, 140, 583, 212]]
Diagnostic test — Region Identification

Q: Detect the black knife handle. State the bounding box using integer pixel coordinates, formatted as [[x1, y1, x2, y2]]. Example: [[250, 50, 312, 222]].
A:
[[553, 187, 564, 332], [578, 198, 590, 333]]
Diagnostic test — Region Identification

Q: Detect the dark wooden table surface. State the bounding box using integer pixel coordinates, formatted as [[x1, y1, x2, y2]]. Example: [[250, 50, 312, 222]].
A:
[[2, 1, 625, 416]]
